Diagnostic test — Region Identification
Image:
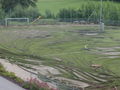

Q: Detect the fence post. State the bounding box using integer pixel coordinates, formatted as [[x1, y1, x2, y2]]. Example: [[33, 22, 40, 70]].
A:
[[5, 18, 8, 26], [100, 22, 104, 32]]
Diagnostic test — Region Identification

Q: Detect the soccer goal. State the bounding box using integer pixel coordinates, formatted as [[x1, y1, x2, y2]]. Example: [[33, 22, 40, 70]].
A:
[[5, 18, 30, 26]]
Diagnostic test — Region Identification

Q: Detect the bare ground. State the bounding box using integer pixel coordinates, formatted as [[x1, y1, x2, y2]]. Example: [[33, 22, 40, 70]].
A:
[[0, 58, 90, 88], [0, 59, 57, 89], [95, 47, 120, 58]]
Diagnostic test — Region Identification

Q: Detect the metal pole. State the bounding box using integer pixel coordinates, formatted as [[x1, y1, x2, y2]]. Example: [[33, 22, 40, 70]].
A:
[[5, 18, 8, 26], [27, 18, 30, 25], [100, 0, 102, 23], [100, 0, 104, 32]]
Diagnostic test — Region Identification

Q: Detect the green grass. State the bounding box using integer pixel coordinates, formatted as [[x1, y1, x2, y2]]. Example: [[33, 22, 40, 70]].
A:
[[0, 26, 119, 66], [37, 0, 84, 14], [36, 0, 120, 15]]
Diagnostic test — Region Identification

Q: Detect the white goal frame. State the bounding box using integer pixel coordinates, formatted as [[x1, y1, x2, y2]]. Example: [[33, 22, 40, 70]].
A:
[[5, 18, 30, 26]]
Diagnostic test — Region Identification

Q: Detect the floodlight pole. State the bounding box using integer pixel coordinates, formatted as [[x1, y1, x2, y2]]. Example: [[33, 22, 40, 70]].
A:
[[100, 0, 102, 23], [100, 0, 104, 32]]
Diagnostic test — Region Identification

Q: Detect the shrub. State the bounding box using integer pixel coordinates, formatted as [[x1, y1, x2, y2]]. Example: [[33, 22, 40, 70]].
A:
[[0, 4, 5, 25], [10, 5, 41, 19], [45, 10, 55, 19], [0, 4, 5, 19], [25, 7, 41, 19], [0, 9, 5, 19]]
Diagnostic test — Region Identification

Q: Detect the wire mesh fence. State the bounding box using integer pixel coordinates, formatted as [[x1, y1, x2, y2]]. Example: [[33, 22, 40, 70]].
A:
[[0, 18, 120, 26]]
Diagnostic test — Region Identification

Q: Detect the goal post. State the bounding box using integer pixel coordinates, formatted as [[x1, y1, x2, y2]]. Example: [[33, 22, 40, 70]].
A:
[[5, 18, 30, 26]]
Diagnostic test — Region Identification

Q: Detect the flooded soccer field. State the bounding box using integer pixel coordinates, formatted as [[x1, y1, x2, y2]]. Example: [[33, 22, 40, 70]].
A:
[[0, 25, 120, 89]]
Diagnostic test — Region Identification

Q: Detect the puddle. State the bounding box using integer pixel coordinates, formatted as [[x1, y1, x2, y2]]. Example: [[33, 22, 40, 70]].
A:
[[107, 56, 120, 59], [96, 47, 115, 52], [103, 52, 120, 55], [95, 47, 120, 58], [85, 33, 98, 36]]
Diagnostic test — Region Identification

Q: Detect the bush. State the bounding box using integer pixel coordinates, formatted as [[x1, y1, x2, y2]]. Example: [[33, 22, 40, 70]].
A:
[[26, 7, 42, 19], [45, 10, 55, 19], [0, 9, 5, 19], [0, 4, 5, 25], [57, 8, 78, 19], [10, 5, 41, 19]]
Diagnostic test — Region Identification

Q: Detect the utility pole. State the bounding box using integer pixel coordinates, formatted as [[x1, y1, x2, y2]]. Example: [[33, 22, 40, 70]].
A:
[[100, 0, 104, 32]]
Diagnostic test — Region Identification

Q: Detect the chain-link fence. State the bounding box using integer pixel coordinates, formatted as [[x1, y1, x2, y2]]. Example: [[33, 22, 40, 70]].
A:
[[0, 18, 120, 26]]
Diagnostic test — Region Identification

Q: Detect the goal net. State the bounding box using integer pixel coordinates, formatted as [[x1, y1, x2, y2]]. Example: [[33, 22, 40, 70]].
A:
[[5, 18, 29, 26]]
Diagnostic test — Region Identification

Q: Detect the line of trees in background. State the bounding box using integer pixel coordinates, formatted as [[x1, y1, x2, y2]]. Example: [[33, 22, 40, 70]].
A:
[[0, 1, 120, 22], [0, 0, 37, 13], [104, 0, 120, 1]]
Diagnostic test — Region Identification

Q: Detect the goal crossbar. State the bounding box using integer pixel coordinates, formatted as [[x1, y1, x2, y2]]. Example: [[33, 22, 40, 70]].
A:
[[5, 18, 30, 26]]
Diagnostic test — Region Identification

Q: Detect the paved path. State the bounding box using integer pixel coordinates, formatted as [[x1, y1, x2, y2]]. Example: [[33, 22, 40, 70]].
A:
[[0, 76, 25, 90]]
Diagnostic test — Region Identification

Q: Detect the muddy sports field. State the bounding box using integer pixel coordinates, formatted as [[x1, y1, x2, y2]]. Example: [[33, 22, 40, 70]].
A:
[[0, 25, 120, 89]]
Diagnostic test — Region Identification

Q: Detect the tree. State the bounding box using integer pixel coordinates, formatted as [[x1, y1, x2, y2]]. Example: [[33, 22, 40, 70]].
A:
[[0, 4, 5, 19], [111, 0, 120, 1], [0, 0, 37, 13]]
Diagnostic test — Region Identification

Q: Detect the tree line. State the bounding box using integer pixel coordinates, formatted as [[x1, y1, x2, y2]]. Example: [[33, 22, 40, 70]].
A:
[[0, 0, 120, 22]]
